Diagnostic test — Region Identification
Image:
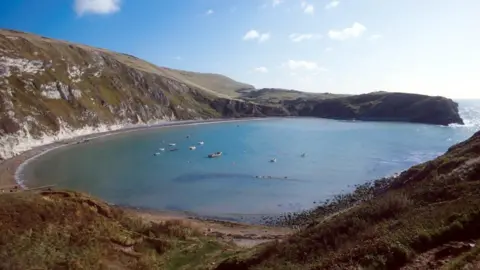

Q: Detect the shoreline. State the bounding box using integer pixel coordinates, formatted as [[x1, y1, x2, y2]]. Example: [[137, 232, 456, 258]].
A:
[[0, 117, 267, 189]]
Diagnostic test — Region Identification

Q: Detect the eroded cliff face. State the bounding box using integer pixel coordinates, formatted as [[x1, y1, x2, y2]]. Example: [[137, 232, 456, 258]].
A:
[[0, 30, 287, 159]]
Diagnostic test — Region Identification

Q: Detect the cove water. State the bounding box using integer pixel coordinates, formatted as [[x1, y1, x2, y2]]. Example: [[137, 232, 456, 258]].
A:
[[22, 100, 480, 222]]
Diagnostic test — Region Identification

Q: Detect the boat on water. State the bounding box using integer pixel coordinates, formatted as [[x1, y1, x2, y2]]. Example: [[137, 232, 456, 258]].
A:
[[159, 148, 165, 151], [208, 152, 222, 158], [169, 143, 176, 147], [189, 146, 196, 150], [153, 152, 160, 156], [270, 158, 277, 163], [198, 141, 204, 145], [170, 148, 179, 152]]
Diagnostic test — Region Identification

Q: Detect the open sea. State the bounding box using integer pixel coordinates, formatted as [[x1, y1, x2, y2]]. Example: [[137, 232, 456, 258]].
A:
[[22, 100, 480, 222]]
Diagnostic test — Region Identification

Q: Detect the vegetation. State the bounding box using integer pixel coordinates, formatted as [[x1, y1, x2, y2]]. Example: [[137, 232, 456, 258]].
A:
[[0, 190, 238, 270], [215, 131, 480, 269], [240, 88, 348, 105]]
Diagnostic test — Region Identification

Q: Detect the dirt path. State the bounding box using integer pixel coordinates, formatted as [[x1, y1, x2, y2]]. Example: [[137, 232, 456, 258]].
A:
[[131, 209, 293, 248], [401, 241, 477, 270]]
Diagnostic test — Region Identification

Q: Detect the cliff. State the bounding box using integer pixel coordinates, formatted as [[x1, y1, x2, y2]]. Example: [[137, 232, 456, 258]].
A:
[[0, 29, 285, 159], [283, 91, 464, 126]]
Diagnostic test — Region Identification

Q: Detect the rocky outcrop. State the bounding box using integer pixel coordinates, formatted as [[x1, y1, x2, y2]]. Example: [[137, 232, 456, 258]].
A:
[[284, 92, 463, 126]]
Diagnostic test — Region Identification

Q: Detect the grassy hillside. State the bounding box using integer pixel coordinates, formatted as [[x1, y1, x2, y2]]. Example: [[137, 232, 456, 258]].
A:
[[0, 29, 253, 99], [0, 190, 238, 270], [0, 28, 286, 159], [216, 130, 480, 269], [241, 88, 348, 105]]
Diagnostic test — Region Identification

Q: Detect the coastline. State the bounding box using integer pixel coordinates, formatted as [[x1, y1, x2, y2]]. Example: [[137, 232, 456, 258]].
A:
[[0, 117, 294, 247], [0, 117, 267, 189]]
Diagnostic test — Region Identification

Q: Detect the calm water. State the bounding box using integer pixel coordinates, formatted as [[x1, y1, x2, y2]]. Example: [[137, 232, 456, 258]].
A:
[[23, 100, 480, 221]]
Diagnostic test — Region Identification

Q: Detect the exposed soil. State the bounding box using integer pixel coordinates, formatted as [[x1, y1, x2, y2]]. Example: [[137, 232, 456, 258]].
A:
[[130, 209, 293, 247]]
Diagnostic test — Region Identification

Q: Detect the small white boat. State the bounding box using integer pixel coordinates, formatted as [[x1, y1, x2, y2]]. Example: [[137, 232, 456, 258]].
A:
[[270, 158, 277, 163], [159, 148, 165, 151], [169, 143, 176, 147], [198, 141, 204, 145], [153, 152, 160, 156], [189, 146, 196, 150], [208, 152, 222, 158]]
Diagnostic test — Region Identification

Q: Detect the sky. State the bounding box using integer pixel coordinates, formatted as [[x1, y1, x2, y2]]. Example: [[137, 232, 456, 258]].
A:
[[0, 0, 479, 98]]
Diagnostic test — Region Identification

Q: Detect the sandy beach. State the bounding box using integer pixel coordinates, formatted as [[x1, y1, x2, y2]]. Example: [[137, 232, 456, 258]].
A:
[[0, 117, 265, 189], [0, 117, 291, 247]]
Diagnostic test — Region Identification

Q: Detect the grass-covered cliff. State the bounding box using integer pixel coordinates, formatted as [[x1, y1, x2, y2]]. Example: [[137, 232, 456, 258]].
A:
[[0, 29, 463, 160], [0, 29, 286, 159]]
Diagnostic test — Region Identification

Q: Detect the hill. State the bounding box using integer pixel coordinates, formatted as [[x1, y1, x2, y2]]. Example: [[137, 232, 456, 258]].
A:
[[240, 88, 348, 105], [0, 29, 286, 160], [0, 29, 463, 160], [216, 130, 480, 269], [284, 91, 464, 126], [0, 190, 240, 269]]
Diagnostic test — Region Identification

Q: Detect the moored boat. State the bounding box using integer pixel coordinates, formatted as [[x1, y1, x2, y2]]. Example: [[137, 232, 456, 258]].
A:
[[208, 152, 222, 158]]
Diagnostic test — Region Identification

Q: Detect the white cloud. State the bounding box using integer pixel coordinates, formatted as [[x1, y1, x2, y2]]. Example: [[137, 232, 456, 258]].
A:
[[205, 9, 214, 15], [253, 67, 269, 73], [283, 60, 326, 72], [272, 0, 283, 7], [243, 30, 270, 43], [369, 34, 382, 41], [289, 33, 322, 42], [325, 0, 340, 10], [328, 22, 367, 40], [243, 30, 260, 40], [259, 33, 271, 43], [74, 0, 121, 16], [301, 1, 314, 14]]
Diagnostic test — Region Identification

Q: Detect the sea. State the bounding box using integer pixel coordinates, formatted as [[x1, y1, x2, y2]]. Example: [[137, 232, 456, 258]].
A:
[[22, 100, 480, 222]]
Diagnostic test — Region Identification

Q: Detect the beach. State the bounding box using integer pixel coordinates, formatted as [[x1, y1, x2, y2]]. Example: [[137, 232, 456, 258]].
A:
[[0, 117, 265, 189], [0, 117, 292, 247]]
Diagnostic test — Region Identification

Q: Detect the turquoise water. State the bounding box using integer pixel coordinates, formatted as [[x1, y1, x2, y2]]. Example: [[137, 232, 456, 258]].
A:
[[23, 101, 480, 221]]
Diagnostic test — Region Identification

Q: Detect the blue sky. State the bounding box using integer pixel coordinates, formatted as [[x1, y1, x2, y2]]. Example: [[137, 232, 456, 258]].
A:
[[1, 0, 479, 98]]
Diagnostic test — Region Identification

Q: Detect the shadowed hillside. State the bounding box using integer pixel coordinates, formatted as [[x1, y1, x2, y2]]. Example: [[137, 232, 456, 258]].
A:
[[216, 130, 480, 270]]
